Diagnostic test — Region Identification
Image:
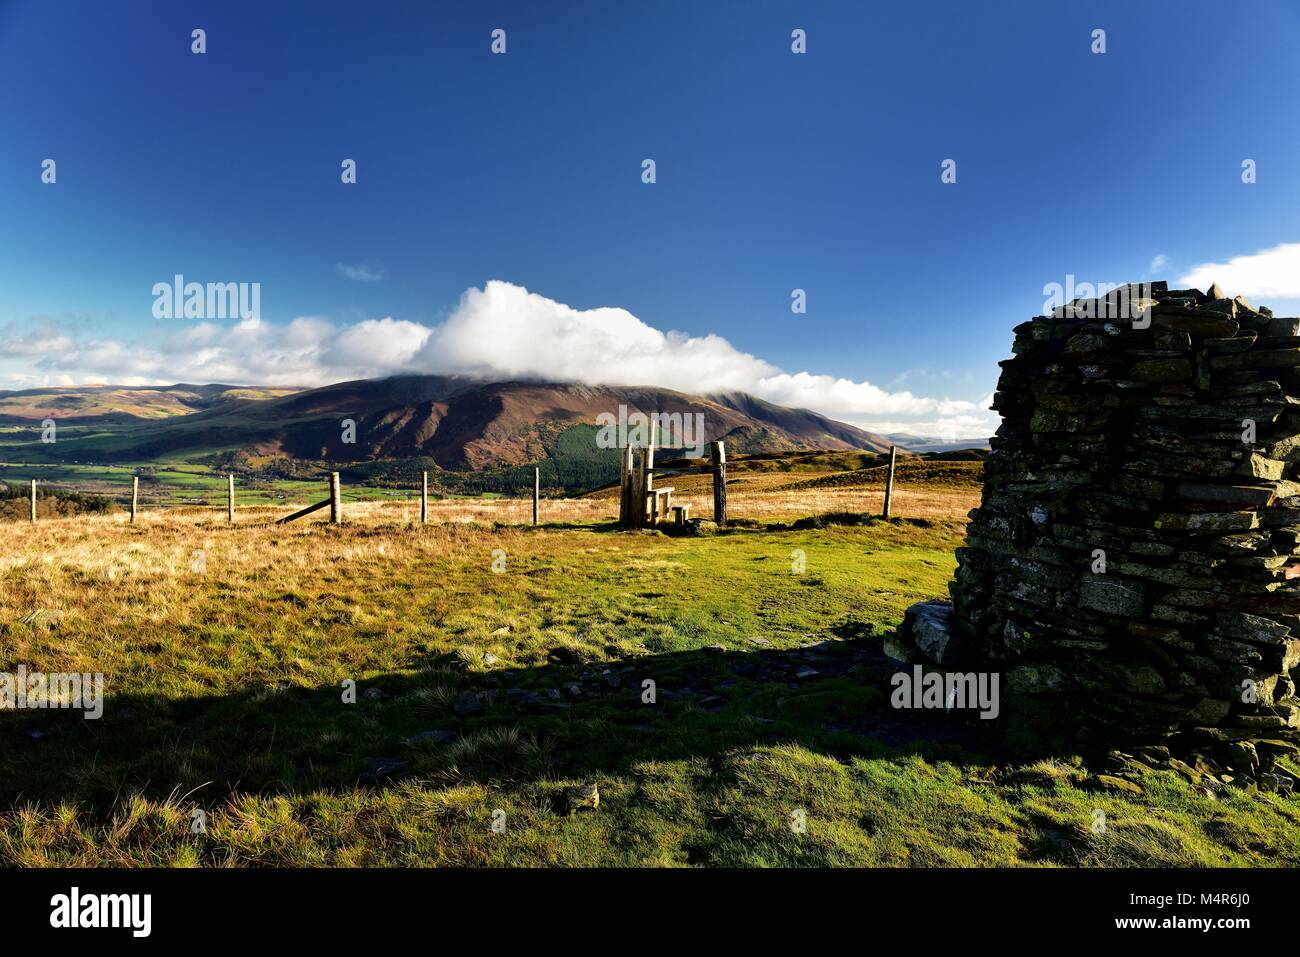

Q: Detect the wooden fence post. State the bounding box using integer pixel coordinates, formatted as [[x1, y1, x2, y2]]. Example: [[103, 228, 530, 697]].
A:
[[329, 472, 341, 524], [641, 418, 658, 524], [711, 441, 727, 525], [883, 445, 897, 519], [629, 450, 645, 526], [227, 474, 235, 524], [421, 471, 428, 524], [618, 446, 633, 526], [533, 467, 540, 526], [131, 476, 139, 524], [29, 479, 36, 522]]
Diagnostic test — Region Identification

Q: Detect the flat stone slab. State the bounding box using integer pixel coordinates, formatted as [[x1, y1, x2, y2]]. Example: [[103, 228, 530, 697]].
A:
[[901, 601, 961, 666]]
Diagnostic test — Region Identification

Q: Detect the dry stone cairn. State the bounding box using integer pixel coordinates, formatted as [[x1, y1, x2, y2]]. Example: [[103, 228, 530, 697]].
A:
[[891, 281, 1300, 776]]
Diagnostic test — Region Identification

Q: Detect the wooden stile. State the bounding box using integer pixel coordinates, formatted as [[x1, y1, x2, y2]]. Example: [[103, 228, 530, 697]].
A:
[[130, 476, 139, 523], [29, 479, 36, 522], [421, 471, 428, 524], [227, 474, 235, 523]]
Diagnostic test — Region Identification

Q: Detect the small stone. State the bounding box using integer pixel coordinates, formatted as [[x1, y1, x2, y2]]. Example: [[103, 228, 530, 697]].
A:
[[1225, 741, 1260, 774], [1136, 745, 1171, 765], [363, 687, 386, 701], [564, 782, 600, 813], [482, 653, 501, 666], [1093, 774, 1144, 795], [1006, 663, 1067, 693], [1190, 697, 1231, 725], [1078, 578, 1146, 617], [1131, 356, 1192, 383], [904, 601, 961, 665], [704, 644, 726, 654], [882, 633, 916, 663], [1225, 774, 1257, 794], [795, 666, 820, 679], [1264, 315, 1300, 338]]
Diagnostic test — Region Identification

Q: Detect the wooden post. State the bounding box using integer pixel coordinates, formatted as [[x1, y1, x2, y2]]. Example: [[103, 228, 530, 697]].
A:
[[532, 466, 540, 526], [421, 471, 428, 524], [642, 418, 658, 525], [329, 472, 341, 524], [711, 441, 727, 525], [629, 450, 645, 526], [883, 445, 897, 519], [29, 479, 36, 522], [227, 474, 235, 524], [276, 498, 331, 524], [131, 476, 139, 524], [618, 446, 633, 526], [646, 417, 658, 492]]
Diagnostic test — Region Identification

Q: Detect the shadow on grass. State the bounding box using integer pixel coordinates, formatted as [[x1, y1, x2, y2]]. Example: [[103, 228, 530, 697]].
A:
[[0, 635, 1005, 812]]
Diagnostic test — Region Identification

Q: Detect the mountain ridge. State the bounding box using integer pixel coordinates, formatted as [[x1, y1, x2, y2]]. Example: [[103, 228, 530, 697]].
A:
[[0, 376, 901, 469]]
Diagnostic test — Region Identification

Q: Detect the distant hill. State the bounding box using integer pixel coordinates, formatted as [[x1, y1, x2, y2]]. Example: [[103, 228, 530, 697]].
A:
[[0, 376, 897, 471], [883, 432, 991, 453], [0, 383, 299, 424]]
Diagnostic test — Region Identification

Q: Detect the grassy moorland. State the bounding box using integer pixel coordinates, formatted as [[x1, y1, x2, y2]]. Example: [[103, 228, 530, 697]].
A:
[[0, 474, 1297, 867]]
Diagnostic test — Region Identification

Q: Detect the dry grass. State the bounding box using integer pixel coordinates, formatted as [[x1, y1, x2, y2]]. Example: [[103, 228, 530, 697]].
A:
[[2, 476, 1299, 867], [55, 478, 978, 530]]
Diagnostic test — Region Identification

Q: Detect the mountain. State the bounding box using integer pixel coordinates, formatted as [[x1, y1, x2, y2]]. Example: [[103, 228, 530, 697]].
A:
[[0, 383, 298, 424], [0, 376, 897, 469], [883, 432, 991, 454]]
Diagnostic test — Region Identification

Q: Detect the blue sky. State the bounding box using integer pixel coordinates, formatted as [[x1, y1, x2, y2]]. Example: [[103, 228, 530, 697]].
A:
[[2, 0, 1299, 439]]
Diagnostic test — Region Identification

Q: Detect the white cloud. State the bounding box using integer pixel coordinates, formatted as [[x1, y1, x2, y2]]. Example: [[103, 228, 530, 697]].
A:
[[1149, 253, 1168, 273], [1178, 242, 1300, 298], [0, 280, 998, 440], [0, 327, 75, 357], [324, 317, 431, 371], [337, 263, 383, 282], [753, 371, 979, 419], [417, 281, 775, 392]]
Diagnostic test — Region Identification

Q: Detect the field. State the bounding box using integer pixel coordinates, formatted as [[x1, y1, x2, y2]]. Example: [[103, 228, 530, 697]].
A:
[[1, 465, 1298, 867]]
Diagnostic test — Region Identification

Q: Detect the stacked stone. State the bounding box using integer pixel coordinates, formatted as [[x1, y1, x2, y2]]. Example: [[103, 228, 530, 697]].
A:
[[893, 281, 1300, 765]]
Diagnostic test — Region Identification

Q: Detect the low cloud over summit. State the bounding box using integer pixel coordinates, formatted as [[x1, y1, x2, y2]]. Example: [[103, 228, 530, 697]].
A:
[[0, 281, 995, 441]]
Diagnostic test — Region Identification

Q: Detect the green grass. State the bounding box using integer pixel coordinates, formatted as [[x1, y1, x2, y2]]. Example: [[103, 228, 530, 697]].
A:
[[0, 515, 1296, 866]]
